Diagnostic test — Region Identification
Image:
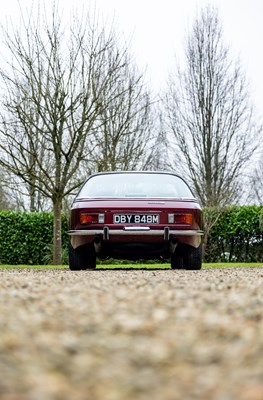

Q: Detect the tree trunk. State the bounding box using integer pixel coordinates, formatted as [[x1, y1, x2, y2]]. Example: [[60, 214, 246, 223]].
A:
[[53, 197, 62, 265]]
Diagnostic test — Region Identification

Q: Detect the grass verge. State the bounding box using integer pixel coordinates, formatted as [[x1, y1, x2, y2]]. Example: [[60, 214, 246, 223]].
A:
[[0, 263, 263, 269]]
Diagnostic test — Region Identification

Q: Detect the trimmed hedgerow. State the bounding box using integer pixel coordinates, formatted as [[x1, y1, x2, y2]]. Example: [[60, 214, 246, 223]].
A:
[[0, 211, 69, 265], [204, 205, 263, 262], [0, 206, 262, 264]]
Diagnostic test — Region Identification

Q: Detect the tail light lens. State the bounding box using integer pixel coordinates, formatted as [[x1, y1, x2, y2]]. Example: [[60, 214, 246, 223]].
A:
[[80, 213, 105, 224], [168, 213, 192, 225]]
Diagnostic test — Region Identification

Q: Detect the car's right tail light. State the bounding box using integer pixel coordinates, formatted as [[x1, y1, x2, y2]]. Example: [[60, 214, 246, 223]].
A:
[[168, 213, 192, 225]]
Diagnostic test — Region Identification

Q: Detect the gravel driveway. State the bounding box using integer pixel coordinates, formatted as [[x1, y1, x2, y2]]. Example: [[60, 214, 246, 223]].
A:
[[0, 267, 262, 400]]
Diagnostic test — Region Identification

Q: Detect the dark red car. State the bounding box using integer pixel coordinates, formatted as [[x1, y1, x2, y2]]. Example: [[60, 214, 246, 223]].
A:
[[68, 171, 204, 270]]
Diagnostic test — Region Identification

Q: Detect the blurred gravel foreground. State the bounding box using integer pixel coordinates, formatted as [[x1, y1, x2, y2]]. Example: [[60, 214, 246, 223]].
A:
[[0, 268, 262, 400]]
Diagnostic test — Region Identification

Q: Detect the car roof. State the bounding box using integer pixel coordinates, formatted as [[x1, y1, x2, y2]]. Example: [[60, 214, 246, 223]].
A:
[[88, 171, 184, 178]]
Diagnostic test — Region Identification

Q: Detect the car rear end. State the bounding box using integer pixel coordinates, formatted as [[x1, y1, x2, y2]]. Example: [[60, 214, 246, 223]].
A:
[[68, 172, 204, 269], [69, 199, 203, 260]]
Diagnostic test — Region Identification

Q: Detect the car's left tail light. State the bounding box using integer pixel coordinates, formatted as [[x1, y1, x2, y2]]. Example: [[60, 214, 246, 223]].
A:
[[79, 213, 105, 224]]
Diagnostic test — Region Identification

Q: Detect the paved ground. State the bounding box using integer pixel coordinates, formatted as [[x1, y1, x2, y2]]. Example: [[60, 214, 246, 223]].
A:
[[0, 267, 262, 400]]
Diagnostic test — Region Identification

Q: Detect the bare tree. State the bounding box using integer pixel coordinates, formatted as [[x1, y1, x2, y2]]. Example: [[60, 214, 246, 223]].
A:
[[0, 169, 31, 211], [248, 155, 263, 204], [0, 168, 15, 210], [0, 5, 148, 264], [0, 186, 9, 210], [164, 6, 259, 207], [149, 112, 172, 171], [86, 47, 154, 172]]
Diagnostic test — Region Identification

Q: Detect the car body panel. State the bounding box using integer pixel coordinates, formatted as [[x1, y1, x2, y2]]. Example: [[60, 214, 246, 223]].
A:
[[69, 198, 203, 249], [69, 172, 204, 264]]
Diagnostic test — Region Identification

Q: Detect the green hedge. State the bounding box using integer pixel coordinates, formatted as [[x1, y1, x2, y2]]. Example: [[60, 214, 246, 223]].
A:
[[0, 206, 262, 264], [204, 205, 263, 262], [0, 211, 69, 265]]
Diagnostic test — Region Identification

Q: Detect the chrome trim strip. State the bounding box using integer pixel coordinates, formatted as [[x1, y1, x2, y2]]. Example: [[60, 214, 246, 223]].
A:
[[68, 229, 204, 237], [123, 226, 151, 231]]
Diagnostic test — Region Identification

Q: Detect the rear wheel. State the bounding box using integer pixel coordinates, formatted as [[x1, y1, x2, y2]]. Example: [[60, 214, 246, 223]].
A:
[[171, 243, 202, 270], [183, 244, 202, 270], [69, 243, 96, 270], [171, 253, 184, 269]]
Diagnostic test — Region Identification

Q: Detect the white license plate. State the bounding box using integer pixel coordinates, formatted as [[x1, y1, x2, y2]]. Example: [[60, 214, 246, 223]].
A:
[[114, 214, 159, 224]]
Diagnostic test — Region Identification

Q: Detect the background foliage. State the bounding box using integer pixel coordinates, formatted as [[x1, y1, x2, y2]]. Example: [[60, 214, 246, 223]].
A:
[[0, 211, 69, 265], [204, 206, 263, 262], [0, 206, 262, 264]]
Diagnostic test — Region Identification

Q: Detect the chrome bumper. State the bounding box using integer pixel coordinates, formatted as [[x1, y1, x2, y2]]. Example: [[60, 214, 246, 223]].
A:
[[69, 227, 204, 241]]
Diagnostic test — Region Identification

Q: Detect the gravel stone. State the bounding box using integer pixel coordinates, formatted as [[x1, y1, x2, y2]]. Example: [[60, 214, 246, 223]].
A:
[[0, 268, 262, 400]]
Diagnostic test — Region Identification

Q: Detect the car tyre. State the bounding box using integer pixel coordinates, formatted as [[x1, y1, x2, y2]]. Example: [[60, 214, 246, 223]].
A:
[[69, 243, 96, 270], [183, 244, 202, 270], [171, 253, 184, 269]]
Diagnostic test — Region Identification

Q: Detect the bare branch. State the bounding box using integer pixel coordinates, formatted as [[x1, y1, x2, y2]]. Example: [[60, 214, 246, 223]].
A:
[[163, 5, 260, 207]]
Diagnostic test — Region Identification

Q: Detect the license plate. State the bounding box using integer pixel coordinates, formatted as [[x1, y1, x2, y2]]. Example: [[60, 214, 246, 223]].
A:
[[114, 214, 159, 224]]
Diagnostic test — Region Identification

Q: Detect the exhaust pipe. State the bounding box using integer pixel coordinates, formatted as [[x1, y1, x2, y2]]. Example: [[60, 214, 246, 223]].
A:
[[170, 238, 178, 254], [94, 237, 102, 254]]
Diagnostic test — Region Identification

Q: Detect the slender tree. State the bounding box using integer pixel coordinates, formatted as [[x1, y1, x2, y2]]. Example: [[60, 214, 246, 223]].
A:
[[85, 47, 154, 172], [149, 113, 171, 171], [248, 155, 263, 204], [0, 5, 152, 264], [0, 169, 15, 210], [0, 169, 28, 211], [164, 6, 259, 207]]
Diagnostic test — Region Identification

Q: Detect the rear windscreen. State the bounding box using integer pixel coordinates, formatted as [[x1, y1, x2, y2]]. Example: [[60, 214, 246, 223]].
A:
[[77, 173, 194, 199]]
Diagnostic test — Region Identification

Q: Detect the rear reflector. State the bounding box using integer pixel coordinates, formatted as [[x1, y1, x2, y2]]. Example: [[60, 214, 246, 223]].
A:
[[98, 214, 105, 223], [168, 213, 174, 224]]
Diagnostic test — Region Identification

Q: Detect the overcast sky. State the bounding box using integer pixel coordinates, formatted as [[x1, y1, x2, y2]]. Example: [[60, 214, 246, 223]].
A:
[[1, 0, 263, 114]]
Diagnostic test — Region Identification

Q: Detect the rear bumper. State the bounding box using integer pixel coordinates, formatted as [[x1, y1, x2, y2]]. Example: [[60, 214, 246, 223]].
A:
[[69, 227, 204, 240]]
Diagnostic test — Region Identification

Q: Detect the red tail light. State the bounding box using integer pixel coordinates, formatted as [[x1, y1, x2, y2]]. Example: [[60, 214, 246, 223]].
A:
[[175, 213, 192, 224], [80, 213, 98, 224], [171, 213, 193, 225], [79, 213, 105, 224]]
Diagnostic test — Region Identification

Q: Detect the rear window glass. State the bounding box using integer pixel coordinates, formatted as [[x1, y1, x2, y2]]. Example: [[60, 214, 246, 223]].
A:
[[77, 173, 194, 199]]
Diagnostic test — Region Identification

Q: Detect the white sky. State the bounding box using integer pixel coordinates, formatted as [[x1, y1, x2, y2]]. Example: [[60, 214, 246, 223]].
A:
[[1, 0, 263, 114]]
